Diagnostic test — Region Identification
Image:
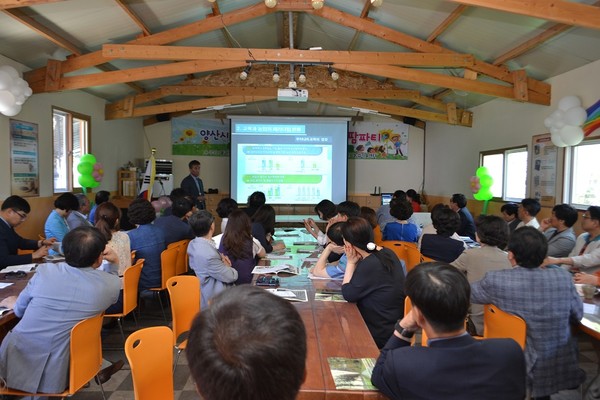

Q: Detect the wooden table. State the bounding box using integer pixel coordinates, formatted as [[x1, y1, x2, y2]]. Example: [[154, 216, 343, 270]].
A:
[[0, 272, 32, 342], [267, 229, 388, 399]]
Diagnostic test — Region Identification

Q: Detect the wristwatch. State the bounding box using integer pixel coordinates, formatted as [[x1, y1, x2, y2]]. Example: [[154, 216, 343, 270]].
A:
[[395, 320, 415, 338]]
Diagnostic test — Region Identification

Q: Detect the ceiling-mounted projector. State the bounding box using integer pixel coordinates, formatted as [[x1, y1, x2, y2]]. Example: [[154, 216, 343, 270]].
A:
[[277, 88, 308, 102]]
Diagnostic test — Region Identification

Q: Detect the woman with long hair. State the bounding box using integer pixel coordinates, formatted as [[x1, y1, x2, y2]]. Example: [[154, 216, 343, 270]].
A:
[[251, 205, 285, 253], [219, 209, 266, 284], [95, 202, 131, 276], [341, 217, 406, 348]]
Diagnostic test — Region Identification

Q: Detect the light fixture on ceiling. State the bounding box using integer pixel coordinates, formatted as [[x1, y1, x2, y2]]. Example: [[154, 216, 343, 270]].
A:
[[370, 0, 383, 7], [264, 0, 277, 8], [239, 63, 252, 80], [192, 104, 247, 113], [207, 0, 216, 3], [311, 0, 324, 10], [272, 65, 280, 83], [298, 65, 306, 84], [328, 65, 339, 81]]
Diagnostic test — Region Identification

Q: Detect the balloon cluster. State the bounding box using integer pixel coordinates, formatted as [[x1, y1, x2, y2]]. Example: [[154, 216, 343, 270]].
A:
[[471, 167, 494, 201], [151, 196, 172, 214], [77, 154, 104, 189], [0, 65, 33, 117], [543, 95, 587, 147]]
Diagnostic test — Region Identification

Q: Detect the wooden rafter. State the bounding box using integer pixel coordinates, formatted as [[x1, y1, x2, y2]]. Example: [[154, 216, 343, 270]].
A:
[[207, 1, 236, 49], [427, 4, 467, 43], [447, 0, 600, 30], [114, 0, 151, 36], [347, 0, 373, 51], [0, 0, 65, 9]]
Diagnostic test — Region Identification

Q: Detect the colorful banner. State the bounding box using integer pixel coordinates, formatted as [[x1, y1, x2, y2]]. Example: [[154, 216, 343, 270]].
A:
[[172, 117, 230, 157], [584, 99, 600, 138], [10, 119, 39, 197], [138, 151, 155, 200], [347, 122, 409, 160]]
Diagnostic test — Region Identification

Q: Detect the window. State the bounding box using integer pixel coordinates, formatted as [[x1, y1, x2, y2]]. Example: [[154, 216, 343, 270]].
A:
[[53, 108, 90, 192], [567, 138, 600, 208], [480, 146, 528, 201]]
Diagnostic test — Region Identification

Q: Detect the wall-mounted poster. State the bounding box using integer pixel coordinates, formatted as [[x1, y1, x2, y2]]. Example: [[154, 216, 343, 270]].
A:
[[10, 119, 39, 197], [348, 121, 409, 160], [171, 117, 230, 157], [530, 133, 563, 207]]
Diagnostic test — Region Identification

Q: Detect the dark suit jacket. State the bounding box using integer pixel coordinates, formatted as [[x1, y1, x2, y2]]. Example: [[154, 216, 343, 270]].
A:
[[0, 219, 38, 269], [180, 174, 205, 210], [371, 334, 525, 400], [457, 207, 476, 240]]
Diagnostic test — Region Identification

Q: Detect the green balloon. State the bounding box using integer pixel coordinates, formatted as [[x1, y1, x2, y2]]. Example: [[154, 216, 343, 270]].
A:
[[479, 188, 493, 201], [473, 191, 485, 201], [476, 166, 489, 177], [89, 180, 100, 188], [78, 175, 95, 188], [80, 154, 97, 165], [77, 162, 93, 175], [479, 175, 493, 188]]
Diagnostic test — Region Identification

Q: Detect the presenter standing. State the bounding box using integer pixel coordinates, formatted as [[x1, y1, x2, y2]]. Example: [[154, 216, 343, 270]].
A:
[[181, 160, 206, 210]]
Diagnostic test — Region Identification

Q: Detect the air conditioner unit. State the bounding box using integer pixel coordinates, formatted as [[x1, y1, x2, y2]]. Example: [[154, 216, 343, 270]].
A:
[[277, 88, 309, 102]]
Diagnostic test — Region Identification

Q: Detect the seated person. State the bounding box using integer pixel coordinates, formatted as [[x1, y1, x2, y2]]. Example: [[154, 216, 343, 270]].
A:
[[451, 215, 511, 335], [88, 190, 110, 225], [0, 195, 54, 268], [418, 203, 466, 250], [161, 188, 192, 217], [215, 197, 238, 233], [304, 199, 337, 245], [539, 203, 578, 258], [126, 199, 166, 290], [449, 193, 476, 240], [371, 262, 525, 400], [471, 227, 585, 398], [186, 285, 307, 400], [66, 193, 92, 229], [45, 192, 80, 252], [376, 190, 423, 236], [501, 202, 521, 234], [420, 207, 464, 263], [251, 204, 285, 253], [153, 197, 194, 245], [406, 189, 421, 212], [310, 222, 347, 279], [341, 217, 406, 348], [0, 226, 121, 394], [516, 198, 541, 229], [188, 210, 238, 309], [382, 199, 419, 243], [242, 191, 265, 218], [360, 206, 382, 243]]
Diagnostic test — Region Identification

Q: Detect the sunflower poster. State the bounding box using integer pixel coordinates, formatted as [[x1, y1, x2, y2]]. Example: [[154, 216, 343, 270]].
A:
[[172, 117, 230, 157], [347, 122, 409, 160]]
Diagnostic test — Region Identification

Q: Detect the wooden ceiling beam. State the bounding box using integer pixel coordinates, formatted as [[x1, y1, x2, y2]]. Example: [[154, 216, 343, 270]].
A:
[[0, 0, 65, 9], [114, 0, 151, 36], [447, 0, 600, 31], [207, 1, 236, 49], [102, 44, 475, 67], [427, 4, 468, 43]]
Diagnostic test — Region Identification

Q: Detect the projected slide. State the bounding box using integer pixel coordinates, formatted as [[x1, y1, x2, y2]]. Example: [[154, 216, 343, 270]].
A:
[[230, 117, 348, 205]]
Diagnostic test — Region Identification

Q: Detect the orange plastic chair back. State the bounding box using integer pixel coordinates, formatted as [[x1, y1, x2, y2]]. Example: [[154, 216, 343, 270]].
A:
[[373, 226, 384, 246], [483, 304, 527, 350], [168, 239, 190, 275], [151, 246, 178, 291], [166, 275, 200, 349], [404, 245, 424, 273], [381, 240, 408, 263], [125, 326, 174, 400], [106, 259, 144, 319]]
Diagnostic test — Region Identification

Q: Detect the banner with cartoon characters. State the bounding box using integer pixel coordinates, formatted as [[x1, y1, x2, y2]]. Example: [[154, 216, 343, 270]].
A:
[[172, 117, 230, 157], [347, 122, 409, 160]]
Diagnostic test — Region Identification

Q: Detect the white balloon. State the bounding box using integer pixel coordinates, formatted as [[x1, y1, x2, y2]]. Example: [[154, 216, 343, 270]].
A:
[[0, 65, 20, 79], [0, 90, 16, 111], [15, 94, 25, 105], [0, 71, 12, 91], [551, 131, 568, 147], [9, 84, 23, 97], [24, 87, 33, 97], [564, 106, 587, 126], [552, 119, 565, 129], [558, 95, 581, 111], [559, 125, 584, 146], [543, 116, 553, 128], [1, 103, 21, 117]]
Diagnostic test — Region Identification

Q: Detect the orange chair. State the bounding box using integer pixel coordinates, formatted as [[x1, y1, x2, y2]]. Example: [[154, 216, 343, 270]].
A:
[[104, 258, 144, 343], [125, 326, 174, 400], [404, 245, 424, 273], [373, 226, 384, 246], [149, 246, 179, 321], [168, 239, 191, 275], [481, 304, 527, 350], [381, 240, 408, 263], [166, 275, 200, 371], [0, 313, 107, 399]]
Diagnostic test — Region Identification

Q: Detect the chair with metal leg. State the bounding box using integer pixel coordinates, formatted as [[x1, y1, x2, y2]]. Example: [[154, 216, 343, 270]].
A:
[[166, 275, 200, 372], [148, 246, 178, 322]]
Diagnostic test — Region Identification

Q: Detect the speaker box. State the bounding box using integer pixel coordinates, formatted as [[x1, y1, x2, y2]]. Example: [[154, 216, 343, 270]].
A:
[[156, 113, 171, 122]]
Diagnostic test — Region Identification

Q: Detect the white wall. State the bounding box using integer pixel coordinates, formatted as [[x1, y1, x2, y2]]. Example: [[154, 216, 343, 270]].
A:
[[143, 118, 425, 196], [425, 58, 600, 198], [0, 55, 145, 198]]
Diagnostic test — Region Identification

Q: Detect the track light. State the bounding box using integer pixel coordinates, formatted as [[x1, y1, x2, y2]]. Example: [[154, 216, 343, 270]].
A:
[[298, 65, 306, 84], [240, 63, 252, 80], [264, 0, 277, 8], [207, 0, 216, 3], [311, 0, 324, 10], [370, 0, 383, 6], [328, 65, 339, 81], [272, 65, 280, 83]]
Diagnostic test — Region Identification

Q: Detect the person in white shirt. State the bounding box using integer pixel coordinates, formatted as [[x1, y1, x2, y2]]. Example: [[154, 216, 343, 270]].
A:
[[516, 198, 541, 230]]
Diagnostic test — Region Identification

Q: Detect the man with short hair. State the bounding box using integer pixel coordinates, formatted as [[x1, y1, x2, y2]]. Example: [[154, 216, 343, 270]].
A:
[[516, 198, 541, 229], [67, 193, 93, 230], [449, 193, 476, 240], [539, 203, 578, 257], [153, 197, 194, 245], [181, 160, 205, 210], [0, 226, 121, 394], [371, 262, 525, 399], [472, 227, 585, 399], [88, 190, 110, 225], [186, 285, 307, 400], [0, 195, 54, 268], [500, 202, 521, 234]]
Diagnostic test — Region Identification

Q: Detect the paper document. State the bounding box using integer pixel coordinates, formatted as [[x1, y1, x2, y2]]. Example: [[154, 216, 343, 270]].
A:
[[252, 264, 300, 275], [0, 283, 14, 289], [0, 263, 36, 273], [265, 288, 308, 302], [264, 253, 293, 260], [328, 358, 377, 391]]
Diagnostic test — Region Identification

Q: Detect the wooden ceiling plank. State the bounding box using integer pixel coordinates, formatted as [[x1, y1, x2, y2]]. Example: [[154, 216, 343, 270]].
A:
[[102, 44, 475, 67], [347, 0, 373, 51], [446, 102, 458, 124], [0, 0, 65, 9], [58, 60, 246, 91], [96, 63, 145, 93], [512, 69, 528, 101], [427, 4, 468, 43], [447, 0, 600, 31], [44, 59, 61, 91], [3, 8, 82, 56], [113, 0, 151, 36]]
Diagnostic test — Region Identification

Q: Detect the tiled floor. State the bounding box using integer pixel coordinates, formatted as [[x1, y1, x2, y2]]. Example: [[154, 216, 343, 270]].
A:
[[72, 292, 599, 400]]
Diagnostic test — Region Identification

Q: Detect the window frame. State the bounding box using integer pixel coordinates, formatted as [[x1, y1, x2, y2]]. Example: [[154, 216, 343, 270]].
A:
[[564, 136, 600, 209], [52, 107, 91, 194], [479, 145, 528, 202]]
